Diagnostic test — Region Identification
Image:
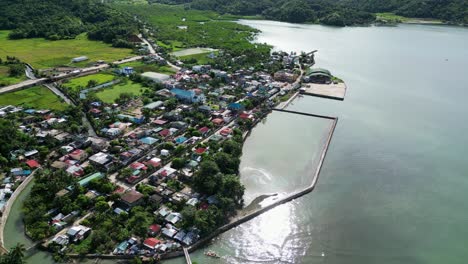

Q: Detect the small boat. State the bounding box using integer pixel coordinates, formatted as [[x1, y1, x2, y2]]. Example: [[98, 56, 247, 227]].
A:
[[204, 250, 221, 258]]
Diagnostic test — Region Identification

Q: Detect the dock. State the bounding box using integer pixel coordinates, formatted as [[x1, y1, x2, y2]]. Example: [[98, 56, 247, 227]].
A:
[[301, 82, 347, 100], [183, 247, 192, 264]]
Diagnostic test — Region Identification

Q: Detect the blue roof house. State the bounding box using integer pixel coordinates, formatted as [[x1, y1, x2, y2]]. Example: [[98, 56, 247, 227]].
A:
[[171, 88, 205, 104]]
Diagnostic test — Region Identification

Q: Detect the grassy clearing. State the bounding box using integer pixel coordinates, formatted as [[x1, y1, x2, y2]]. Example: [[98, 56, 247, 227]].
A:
[[119, 61, 176, 75], [156, 40, 185, 52], [0, 65, 26, 86], [376, 13, 443, 24], [179, 52, 217, 65], [0, 31, 133, 69], [94, 80, 146, 103], [62, 73, 116, 92], [0, 86, 67, 110]]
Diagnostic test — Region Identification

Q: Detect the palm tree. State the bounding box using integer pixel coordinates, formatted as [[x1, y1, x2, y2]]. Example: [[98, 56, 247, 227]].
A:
[[0, 243, 25, 264]]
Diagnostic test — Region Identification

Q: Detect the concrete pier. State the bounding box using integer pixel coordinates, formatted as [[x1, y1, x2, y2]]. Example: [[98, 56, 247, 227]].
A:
[[301, 82, 347, 100]]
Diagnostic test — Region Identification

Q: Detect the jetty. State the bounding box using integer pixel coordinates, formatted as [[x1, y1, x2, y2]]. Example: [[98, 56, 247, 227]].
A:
[[183, 247, 192, 264], [300, 82, 347, 101]]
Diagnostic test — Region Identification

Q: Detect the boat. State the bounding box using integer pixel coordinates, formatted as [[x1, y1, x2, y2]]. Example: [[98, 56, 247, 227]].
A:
[[204, 250, 220, 258]]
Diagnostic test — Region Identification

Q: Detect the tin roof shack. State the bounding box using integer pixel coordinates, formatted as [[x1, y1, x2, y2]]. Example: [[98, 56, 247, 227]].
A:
[[89, 152, 114, 171], [66, 225, 91, 243]]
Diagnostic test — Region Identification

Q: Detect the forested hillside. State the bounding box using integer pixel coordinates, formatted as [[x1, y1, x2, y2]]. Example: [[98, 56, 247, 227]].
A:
[[0, 0, 138, 47], [150, 0, 376, 25], [340, 0, 468, 24], [149, 0, 467, 25]]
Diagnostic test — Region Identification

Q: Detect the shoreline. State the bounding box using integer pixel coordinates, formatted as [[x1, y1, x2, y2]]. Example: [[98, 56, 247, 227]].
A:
[[0, 169, 37, 251]]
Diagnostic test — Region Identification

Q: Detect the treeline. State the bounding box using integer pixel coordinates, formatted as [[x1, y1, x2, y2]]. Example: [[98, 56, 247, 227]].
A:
[[150, 0, 467, 25], [151, 0, 376, 26], [0, 0, 139, 47], [340, 0, 467, 24]]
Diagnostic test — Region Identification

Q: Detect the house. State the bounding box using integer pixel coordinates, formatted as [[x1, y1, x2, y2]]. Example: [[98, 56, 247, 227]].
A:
[[143, 101, 164, 110], [66, 165, 84, 177], [117, 114, 145, 125], [69, 149, 87, 161], [143, 238, 161, 250], [274, 71, 298, 83], [89, 152, 113, 170], [171, 88, 205, 104], [140, 137, 159, 145], [148, 224, 161, 236], [145, 157, 161, 168], [71, 56, 88, 63], [142, 72, 171, 83], [157, 206, 171, 217], [170, 121, 188, 130], [149, 194, 163, 205], [198, 127, 210, 136], [118, 66, 134, 76], [153, 119, 168, 126], [106, 128, 121, 138], [165, 212, 182, 225], [198, 105, 212, 115], [174, 136, 187, 145], [159, 129, 171, 138], [120, 190, 144, 209], [211, 118, 224, 126], [67, 172, 104, 190], [220, 127, 233, 137], [154, 167, 177, 179], [25, 159, 40, 168], [10, 168, 31, 176], [161, 225, 178, 238], [66, 225, 91, 243]]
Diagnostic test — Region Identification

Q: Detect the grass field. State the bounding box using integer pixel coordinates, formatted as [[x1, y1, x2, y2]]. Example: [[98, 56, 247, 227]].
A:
[[0, 31, 133, 69], [62, 73, 116, 92], [94, 80, 146, 103], [376, 13, 443, 24], [120, 61, 176, 75], [179, 52, 217, 65], [0, 65, 26, 87], [0, 86, 67, 110]]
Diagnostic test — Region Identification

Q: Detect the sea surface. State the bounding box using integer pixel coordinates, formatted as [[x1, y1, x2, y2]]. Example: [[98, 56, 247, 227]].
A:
[[5, 21, 468, 264]]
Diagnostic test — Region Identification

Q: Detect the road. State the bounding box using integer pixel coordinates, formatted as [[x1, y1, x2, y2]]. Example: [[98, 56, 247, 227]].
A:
[[139, 35, 181, 71], [0, 56, 143, 94], [43, 83, 98, 137]]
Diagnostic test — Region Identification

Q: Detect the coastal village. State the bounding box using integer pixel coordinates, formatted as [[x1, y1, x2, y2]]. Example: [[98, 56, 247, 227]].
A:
[[0, 32, 343, 262]]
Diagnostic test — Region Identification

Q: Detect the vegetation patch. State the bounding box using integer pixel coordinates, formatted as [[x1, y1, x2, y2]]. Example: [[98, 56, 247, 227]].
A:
[[179, 51, 217, 65], [0, 31, 133, 69], [119, 61, 176, 75], [0, 65, 26, 87], [0, 86, 67, 110], [62, 73, 116, 92], [113, 3, 271, 60], [94, 80, 146, 103]]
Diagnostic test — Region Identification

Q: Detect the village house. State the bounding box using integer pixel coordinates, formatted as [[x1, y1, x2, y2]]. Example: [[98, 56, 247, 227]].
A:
[[119, 190, 144, 210]]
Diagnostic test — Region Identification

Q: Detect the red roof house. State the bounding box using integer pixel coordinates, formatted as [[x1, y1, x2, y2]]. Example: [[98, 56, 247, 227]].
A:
[[159, 129, 170, 138], [25, 160, 40, 168], [153, 119, 168, 125], [148, 224, 161, 235], [194, 148, 207, 155], [212, 118, 224, 126], [220, 127, 233, 137], [198, 126, 210, 135], [143, 238, 161, 249]]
